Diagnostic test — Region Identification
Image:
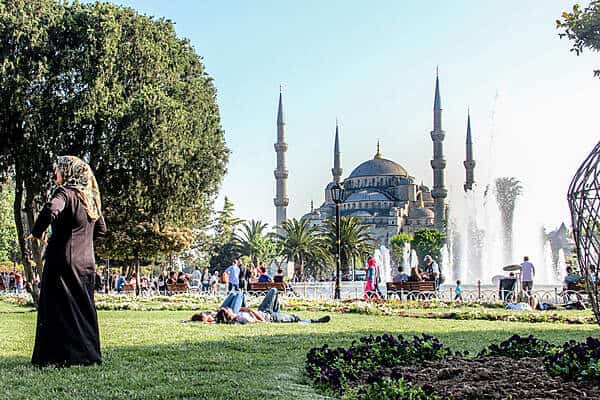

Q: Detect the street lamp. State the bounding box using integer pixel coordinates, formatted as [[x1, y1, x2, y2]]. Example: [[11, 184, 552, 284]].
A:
[[330, 183, 344, 300]]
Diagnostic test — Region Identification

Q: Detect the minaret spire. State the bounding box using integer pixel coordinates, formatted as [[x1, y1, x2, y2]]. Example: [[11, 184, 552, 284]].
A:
[[430, 70, 447, 230], [274, 86, 289, 230], [464, 109, 476, 192], [332, 119, 342, 183], [374, 140, 382, 159]]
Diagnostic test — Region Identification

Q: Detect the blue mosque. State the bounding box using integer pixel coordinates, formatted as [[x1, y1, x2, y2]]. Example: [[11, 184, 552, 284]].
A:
[[273, 74, 475, 245]]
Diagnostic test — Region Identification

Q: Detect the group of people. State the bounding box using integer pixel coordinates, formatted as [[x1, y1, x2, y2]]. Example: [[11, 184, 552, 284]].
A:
[[390, 255, 441, 284], [363, 254, 442, 299], [0, 271, 25, 293], [100, 258, 290, 296], [222, 258, 288, 292]]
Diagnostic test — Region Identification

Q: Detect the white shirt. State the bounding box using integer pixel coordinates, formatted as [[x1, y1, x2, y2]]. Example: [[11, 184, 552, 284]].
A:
[[520, 261, 535, 281]]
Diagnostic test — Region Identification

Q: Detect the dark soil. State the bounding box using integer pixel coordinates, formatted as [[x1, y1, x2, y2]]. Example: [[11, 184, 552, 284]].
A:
[[358, 356, 600, 400]]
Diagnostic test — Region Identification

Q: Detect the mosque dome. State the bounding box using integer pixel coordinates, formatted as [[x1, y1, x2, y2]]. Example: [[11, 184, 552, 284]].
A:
[[411, 207, 434, 219], [348, 143, 408, 178]]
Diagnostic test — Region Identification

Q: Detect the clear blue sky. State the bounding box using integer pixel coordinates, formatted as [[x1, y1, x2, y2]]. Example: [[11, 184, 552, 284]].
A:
[[101, 0, 598, 229]]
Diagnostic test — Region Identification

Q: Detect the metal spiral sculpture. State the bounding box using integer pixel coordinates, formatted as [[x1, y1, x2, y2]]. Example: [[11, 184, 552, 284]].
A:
[[568, 140, 600, 325]]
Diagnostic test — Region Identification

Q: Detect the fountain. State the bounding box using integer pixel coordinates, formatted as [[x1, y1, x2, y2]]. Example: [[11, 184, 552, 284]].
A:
[[374, 245, 392, 282]]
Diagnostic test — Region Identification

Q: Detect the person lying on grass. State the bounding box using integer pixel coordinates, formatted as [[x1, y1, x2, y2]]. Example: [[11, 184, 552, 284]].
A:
[[189, 288, 330, 324]]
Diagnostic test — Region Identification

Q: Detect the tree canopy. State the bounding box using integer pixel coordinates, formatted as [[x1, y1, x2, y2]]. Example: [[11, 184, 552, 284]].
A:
[[557, 1, 600, 78], [0, 1, 228, 298], [411, 229, 446, 268]]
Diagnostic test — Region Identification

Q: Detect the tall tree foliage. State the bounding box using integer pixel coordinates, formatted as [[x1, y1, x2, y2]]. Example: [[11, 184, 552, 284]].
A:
[[495, 177, 523, 264], [322, 216, 375, 274], [0, 181, 17, 262], [557, 1, 600, 78], [411, 229, 446, 268], [0, 1, 228, 303], [389, 232, 413, 269], [273, 218, 330, 278], [232, 220, 276, 266], [209, 197, 243, 272]]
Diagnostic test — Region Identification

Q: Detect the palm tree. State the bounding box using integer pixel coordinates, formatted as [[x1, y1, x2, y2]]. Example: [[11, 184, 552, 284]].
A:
[[322, 216, 375, 275], [495, 177, 523, 264], [272, 218, 330, 278], [232, 220, 271, 266]]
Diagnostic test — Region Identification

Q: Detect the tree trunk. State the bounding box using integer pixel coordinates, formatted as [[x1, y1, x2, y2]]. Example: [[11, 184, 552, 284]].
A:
[[13, 171, 40, 307], [135, 257, 141, 296]]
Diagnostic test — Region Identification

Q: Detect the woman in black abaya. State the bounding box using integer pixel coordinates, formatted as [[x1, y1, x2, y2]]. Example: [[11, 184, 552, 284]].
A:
[[28, 156, 107, 367]]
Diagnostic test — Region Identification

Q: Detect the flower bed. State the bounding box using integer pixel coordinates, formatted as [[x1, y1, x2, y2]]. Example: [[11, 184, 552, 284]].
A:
[[306, 334, 600, 399]]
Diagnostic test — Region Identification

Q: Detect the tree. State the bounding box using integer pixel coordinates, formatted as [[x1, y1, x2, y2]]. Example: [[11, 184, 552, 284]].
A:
[[557, 1, 600, 78], [0, 2, 228, 303], [495, 177, 523, 264], [273, 218, 330, 278], [411, 229, 446, 268], [0, 181, 17, 262], [389, 232, 413, 269], [209, 197, 243, 271], [322, 216, 375, 274], [232, 220, 272, 266]]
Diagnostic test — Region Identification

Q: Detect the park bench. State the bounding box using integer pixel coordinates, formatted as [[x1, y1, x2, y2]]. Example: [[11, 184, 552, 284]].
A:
[[248, 281, 289, 295], [166, 282, 189, 294], [386, 281, 436, 300], [567, 282, 586, 292], [120, 283, 135, 295]]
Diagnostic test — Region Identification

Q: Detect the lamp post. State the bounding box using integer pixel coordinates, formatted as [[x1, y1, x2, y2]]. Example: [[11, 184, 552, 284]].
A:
[[330, 183, 344, 300]]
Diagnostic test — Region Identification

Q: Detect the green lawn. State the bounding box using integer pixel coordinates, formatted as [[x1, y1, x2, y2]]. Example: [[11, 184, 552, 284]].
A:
[[0, 302, 598, 400]]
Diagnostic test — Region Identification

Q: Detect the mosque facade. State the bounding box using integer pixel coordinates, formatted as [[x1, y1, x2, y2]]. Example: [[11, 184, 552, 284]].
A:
[[274, 74, 475, 245]]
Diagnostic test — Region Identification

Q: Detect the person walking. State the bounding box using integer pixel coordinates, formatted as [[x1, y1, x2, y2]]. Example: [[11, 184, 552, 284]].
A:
[[364, 256, 380, 299], [520, 256, 535, 296], [27, 156, 107, 367]]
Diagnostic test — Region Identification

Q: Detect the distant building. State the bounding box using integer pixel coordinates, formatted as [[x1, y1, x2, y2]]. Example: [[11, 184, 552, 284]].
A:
[[276, 73, 474, 246]]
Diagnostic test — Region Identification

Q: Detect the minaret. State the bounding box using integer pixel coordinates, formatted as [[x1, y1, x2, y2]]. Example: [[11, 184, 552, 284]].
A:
[[463, 110, 476, 192], [430, 70, 447, 230], [331, 119, 342, 183], [274, 86, 289, 229]]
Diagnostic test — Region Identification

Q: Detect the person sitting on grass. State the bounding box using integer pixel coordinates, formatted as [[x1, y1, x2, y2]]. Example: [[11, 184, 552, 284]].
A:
[[215, 288, 329, 324], [257, 266, 273, 283]]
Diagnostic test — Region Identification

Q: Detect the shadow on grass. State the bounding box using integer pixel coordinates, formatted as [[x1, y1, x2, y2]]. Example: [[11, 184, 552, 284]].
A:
[[1, 322, 599, 400]]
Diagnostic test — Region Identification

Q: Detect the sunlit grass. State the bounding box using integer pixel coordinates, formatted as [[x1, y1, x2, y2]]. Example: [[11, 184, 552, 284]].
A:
[[0, 301, 598, 399]]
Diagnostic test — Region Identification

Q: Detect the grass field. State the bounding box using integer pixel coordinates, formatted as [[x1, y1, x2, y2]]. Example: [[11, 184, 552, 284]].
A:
[[1, 301, 598, 400]]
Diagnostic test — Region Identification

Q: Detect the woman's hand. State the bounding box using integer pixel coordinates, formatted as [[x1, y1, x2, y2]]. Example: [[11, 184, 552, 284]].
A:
[[25, 234, 47, 246]]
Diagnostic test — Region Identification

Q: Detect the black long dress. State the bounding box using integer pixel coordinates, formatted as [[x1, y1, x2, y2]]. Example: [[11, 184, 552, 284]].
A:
[[31, 187, 107, 367]]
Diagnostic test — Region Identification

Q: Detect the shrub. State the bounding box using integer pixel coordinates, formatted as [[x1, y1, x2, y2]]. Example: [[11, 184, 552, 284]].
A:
[[544, 337, 600, 382], [478, 334, 557, 358]]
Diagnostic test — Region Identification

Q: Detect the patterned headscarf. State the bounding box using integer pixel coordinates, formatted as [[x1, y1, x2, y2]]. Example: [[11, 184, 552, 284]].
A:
[[54, 155, 102, 221]]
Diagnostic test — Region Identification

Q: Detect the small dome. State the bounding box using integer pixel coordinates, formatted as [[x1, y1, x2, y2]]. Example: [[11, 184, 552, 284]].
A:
[[345, 190, 392, 202], [410, 207, 434, 219], [349, 157, 408, 178]]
